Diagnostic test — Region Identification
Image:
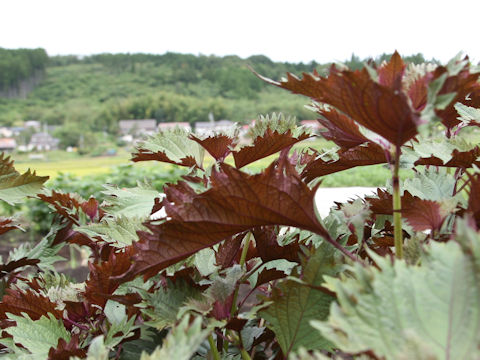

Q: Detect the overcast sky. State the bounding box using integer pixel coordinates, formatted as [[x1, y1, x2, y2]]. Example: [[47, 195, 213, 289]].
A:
[[1, 0, 479, 64]]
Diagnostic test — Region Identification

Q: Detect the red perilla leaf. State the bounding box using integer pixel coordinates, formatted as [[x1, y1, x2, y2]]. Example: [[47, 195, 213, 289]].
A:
[[415, 146, 480, 168], [85, 246, 135, 308], [253, 226, 301, 263], [130, 154, 328, 279], [38, 191, 82, 225], [48, 335, 86, 360], [190, 133, 236, 162], [402, 198, 451, 232], [0, 217, 21, 236], [0, 289, 63, 323], [258, 54, 421, 147], [0, 258, 40, 280], [302, 143, 387, 182], [232, 129, 311, 168], [316, 109, 370, 149], [81, 197, 101, 221], [215, 233, 245, 269], [365, 190, 451, 232], [466, 173, 480, 228], [132, 149, 198, 167], [131, 128, 204, 168], [434, 64, 480, 130], [377, 51, 406, 90], [407, 74, 430, 112]]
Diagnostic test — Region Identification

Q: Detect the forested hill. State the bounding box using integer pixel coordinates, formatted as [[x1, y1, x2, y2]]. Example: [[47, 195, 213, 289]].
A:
[[0, 49, 430, 133], [0, 48, 48, 98]]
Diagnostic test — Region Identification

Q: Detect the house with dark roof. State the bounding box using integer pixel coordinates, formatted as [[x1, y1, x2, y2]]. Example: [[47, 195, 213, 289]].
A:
[[119, 119, 157, 137], [194, 120, 235, 136], [29, 132, 59, 151], [157, 122, 191, 132]]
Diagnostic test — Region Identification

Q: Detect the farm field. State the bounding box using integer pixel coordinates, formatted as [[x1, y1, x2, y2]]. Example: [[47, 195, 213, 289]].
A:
[[10, 138, 412, 187]]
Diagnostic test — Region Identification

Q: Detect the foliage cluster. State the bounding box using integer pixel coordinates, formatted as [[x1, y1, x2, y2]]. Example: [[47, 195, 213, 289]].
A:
[[0, 48, 48, 91], [0, 53, 479, 359], [0, 51, 433, 134], [25, 165, 185, 236]]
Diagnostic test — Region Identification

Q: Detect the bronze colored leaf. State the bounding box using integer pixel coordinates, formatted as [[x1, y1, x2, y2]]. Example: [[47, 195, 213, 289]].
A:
[[434, 65, 480, 130], [253, 226, 301, 263], [466, 173, 480, 228], [215, 233, 245, 269], [316, 109, 370, 149], [48, 335, 86, 360], [260, 59, 421, 147], [0, 289, 63, 323], [38, 191, 82, 225], [415, 147, 480, 168], [407, 74, 430, 112], [189, 134, 236, 162], [232, 129, 311, 168], [0, 217, 21, 236], [302, 143, 387, 182], [85, 246, 135, 308], [0, 258, 40, 280], [131, 155, 328, 279], [132, 150, 198, 167], [365, 190, 450, 232], [377, 51, 405, 90]]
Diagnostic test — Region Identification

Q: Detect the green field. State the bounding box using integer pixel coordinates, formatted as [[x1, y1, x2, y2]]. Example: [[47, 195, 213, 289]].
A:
[[10, 139, 402, 188], [13, 149, 133, 178]]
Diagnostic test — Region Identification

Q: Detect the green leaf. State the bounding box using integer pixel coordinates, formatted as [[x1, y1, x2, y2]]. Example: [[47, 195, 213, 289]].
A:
[[75, 215, 147, 247], [0, 153, 48, 205], [313, 227, 480, 360], [73, 335, 109, 360], [194, 247, 219, 277], [406, 138, 457, 164], [248, 259, 297, 288], [132, 127, 205, 168], [248, 113, 303, 139], [455, 102, 480, 124], [140, 315, 210, 360], [400, 167, 457, 201], [289, 348, 330, 360], [119, 328, 168, 360], [102, 183, 159, 219], [141, 278, 202, 330], [4, 313, 70, 358], [177, 265, 245, 320], [104, 314, 137, 349], [206, 265, 244, 302], [104, 300, 128, 325], [8, 234, 64, 271], [260, 245, 341, 357], [240, 325, 264, 351]]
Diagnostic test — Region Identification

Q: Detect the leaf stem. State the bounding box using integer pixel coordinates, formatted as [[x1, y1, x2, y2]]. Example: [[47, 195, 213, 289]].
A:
[[392, 147, 403, 259], [240, 348, 252, 360], [239, 232, 252, 267], [323, 232, 359, 263], [208, 333, 221, 360], [231, 232, 252, 315]]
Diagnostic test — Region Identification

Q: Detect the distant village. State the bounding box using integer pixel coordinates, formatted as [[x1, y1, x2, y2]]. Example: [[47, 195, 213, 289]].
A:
[[0, 118, 322, 153]]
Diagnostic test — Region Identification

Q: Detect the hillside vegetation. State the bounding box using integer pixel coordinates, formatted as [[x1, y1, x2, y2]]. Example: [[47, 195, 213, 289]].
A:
[[0, 50, 430, 133]]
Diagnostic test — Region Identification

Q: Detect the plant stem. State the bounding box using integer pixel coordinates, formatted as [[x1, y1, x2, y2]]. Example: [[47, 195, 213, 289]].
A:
[[239, 232, 252, 267], [208, 333, 221, 360], [240, 348, 252, 360], [231, 232, 252, 315], [392, 147, 403, 259]]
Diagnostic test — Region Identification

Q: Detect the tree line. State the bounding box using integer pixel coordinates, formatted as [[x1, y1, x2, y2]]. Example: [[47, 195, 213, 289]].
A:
[[0, 49, 436, 147], [0, 48, 48, 91]]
